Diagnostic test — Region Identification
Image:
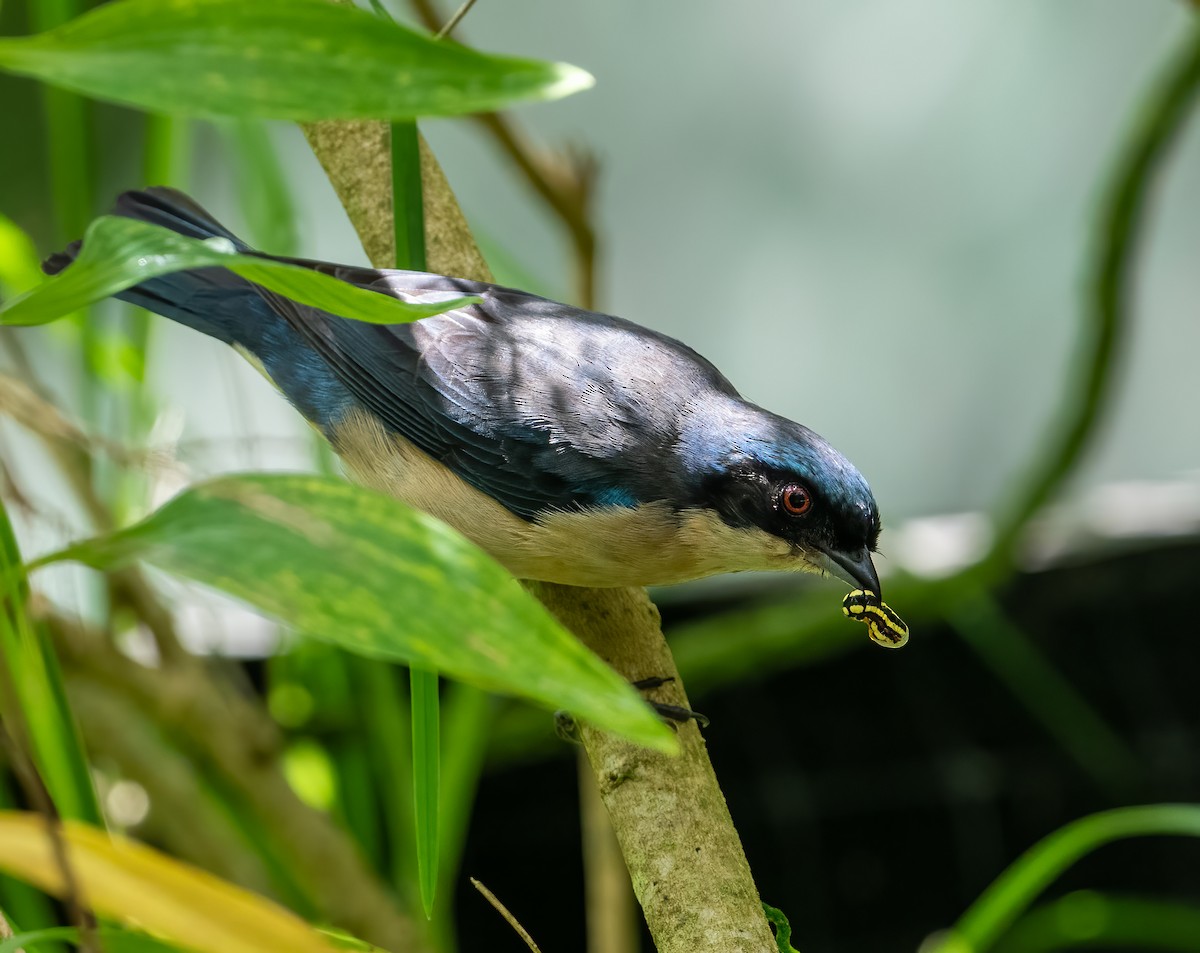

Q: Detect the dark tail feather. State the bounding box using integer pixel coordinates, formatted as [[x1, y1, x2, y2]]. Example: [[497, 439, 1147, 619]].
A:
[[42, 188, 265, 347], [42, 242, 80, 277], [115, 187, 248, 246]]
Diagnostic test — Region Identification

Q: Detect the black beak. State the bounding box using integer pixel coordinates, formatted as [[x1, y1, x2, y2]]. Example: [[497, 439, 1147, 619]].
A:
[[821, 546, 881, 598]]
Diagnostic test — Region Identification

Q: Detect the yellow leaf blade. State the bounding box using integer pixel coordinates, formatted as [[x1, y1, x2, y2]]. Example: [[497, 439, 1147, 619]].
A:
[[0, 812, 347, 953]]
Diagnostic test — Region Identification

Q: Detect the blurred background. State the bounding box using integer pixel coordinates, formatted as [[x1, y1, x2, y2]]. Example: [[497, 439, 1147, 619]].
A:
[[2, 0, 1199, 950]]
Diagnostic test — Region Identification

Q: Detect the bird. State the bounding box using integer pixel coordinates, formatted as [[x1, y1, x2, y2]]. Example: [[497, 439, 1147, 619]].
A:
[[44, 187, 883, 596]]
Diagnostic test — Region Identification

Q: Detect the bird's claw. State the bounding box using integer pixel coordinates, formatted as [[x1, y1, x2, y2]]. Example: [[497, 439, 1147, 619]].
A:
[[553, 675, 709, 745], [634, 675, 710, 729]]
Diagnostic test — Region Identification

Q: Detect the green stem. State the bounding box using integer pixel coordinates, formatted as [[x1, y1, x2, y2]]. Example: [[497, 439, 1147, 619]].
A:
[[0, 501, 100, 827], [29, 0, 97, 427], [409, 666, 439, 919], [981, 22, 1200, 578], [993, 892, 1200, 953], [943, 805, 1200, 951], [391, 121, 427, 272]]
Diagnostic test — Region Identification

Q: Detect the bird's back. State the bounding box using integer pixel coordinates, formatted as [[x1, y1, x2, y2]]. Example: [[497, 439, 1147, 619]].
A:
[[46, 188, 743, 522], [265, 261, 744, 516]]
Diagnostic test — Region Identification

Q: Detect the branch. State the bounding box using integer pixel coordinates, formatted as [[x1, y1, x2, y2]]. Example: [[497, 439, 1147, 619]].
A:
[[534, 584, 776, 952], [302, 9, 775, 945]]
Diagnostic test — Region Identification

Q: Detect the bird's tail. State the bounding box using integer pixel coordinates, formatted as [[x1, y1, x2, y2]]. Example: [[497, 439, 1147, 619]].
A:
[[43, 187, 266, 348]]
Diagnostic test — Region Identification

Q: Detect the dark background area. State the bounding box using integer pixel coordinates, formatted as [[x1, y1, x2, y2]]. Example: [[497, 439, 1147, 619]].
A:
[[456, 539, 1200, 951]]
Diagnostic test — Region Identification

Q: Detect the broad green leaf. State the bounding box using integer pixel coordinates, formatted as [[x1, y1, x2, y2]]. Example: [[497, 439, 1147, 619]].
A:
[[0, 216, 479, 328], [0, 0, 593, 121], [35, 474, 675, 752], [0, 812, 343, 953]]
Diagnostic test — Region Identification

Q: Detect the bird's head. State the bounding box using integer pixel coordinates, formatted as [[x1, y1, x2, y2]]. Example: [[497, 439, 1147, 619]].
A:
[[685, 403, 882, 594]]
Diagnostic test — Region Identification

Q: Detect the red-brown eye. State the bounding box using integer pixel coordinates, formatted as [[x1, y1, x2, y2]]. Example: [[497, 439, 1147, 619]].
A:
[[781, 483, 812, 516]]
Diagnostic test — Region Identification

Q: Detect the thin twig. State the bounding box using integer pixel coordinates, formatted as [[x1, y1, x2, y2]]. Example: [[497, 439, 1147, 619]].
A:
[[435, 0, 478, 38], [470, 878, 542, 953], [408, 0, 599, 307]]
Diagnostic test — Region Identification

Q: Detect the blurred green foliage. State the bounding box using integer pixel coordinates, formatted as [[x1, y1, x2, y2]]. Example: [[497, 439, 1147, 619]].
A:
[[0, 1, 1198, 951]]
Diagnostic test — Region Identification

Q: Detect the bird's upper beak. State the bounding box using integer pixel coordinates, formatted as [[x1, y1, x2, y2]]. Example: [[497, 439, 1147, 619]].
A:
[[816, 546, 881, 598]]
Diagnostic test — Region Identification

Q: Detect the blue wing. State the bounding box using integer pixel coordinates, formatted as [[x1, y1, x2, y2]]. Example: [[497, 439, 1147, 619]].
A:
[[46, 187, 743, 522], [257, 261, 742, 520]]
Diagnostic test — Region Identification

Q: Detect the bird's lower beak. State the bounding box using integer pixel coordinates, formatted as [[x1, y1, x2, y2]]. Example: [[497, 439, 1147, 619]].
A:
[[817, 546, 881, 598]]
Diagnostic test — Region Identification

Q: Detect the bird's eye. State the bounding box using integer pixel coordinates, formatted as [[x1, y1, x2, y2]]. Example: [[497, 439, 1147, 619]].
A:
[[780, 483, 812, 516]]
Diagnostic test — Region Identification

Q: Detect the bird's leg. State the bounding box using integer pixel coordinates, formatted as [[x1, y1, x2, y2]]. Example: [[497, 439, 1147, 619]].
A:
[[554, 676, 709, 745], [632, 676, 710, 728]]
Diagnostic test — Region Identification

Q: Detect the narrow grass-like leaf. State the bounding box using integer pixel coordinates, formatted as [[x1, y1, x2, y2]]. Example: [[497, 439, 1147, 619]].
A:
[[993, 892, 1200, 953], [0, 500, 101, 826], [388, 111, 442, 919], [0, 812, 344, 953], [391, 121, 426, 273], [431, 683, 492, 949], [939, 804, 1200, 952], [0, 216, 479, 328], [223, 120, 297, 256], [344, 656, 414, 886], [0, 925, 185, 952], [410, 667, 438, 919], [34, 474, 674, 751], [0, 0, 593, 121], [29, 0, 93, 243], [28, 0, 100, 426]]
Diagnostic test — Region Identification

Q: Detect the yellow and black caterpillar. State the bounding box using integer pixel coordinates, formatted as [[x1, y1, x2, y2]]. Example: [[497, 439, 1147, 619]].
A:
[[841, 589, 909, 648]]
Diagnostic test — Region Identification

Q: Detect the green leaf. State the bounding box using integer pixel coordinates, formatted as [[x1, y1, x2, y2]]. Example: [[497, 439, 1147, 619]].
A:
[[939, 804, 1200, 952], [222, 119, 297, 256], [0, 499, 102, 827], [0, 0, 593, 121], [35, 474, 675, 752], [0, 926, 186, 953], [0, 216, 479, 328], [391, 120, 426, 275], [0, 215, 44, 300], [410, 666, 439, 919]]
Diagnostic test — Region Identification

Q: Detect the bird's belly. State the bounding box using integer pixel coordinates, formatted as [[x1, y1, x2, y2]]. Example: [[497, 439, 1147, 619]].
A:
[[328, 409, 801, 587]]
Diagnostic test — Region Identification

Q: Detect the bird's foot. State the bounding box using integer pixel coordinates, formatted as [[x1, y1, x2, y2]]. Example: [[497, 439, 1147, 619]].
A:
[[553, 676, 709, 745], [633, 676, 710, 729]]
